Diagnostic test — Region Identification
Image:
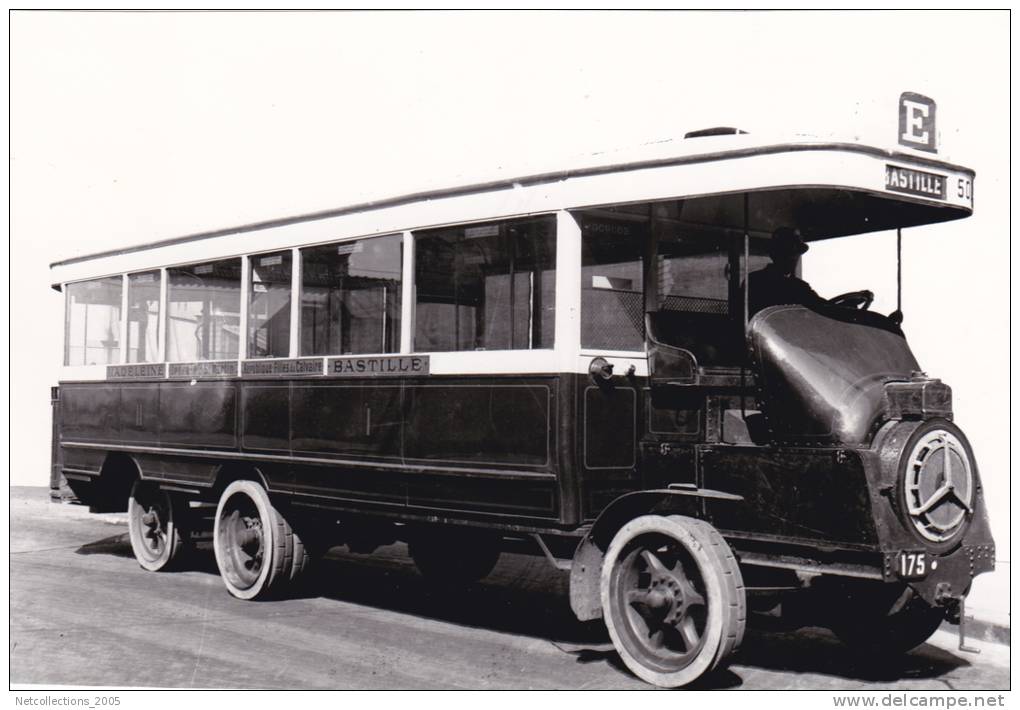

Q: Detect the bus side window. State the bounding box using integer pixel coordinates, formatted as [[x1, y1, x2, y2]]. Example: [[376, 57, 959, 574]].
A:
[[248, 251, 292, 359], [300, 234, 403, 356], [414, 216, 555, 352], [580, 216, 646, 351], [64, 276, 123, 366], [126, 270, 161, 364], [166, 258, 242, 362]]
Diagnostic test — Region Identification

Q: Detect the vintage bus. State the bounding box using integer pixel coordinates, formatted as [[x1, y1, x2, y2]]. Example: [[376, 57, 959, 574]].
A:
[[50, 115, 994, 687]]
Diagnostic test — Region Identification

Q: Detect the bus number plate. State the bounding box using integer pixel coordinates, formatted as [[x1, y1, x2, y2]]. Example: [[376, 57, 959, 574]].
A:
[[896, 550, 929, 579]]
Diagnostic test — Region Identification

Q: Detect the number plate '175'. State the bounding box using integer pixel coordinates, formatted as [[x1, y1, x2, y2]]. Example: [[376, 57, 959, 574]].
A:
[[896, 551, 930, 580]]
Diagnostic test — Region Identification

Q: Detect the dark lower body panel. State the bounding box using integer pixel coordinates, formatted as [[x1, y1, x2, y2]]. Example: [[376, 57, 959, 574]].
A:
[[56, 375, 575, 529]]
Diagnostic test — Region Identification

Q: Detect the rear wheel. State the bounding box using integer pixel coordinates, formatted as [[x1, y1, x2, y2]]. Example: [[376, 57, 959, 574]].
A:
[[601, 515, 746, 688], [408, 526, 501, 585], [127, 480, 186, 571], [213, 480, 309, 600]]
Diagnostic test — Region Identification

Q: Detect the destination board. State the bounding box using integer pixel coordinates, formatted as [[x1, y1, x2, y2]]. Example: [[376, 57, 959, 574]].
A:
[[167, 361, 238, 379], [107, 363, 166, 379], [328, 355, 429, 377], [242, 359, 324, 376], [885, 165, 947, 200]]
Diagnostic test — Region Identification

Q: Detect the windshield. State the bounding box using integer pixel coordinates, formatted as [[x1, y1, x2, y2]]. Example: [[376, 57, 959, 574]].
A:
[[802, 230, 900, 316]]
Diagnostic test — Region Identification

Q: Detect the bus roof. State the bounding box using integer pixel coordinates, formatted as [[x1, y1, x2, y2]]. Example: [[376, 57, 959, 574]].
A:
[[49, 133, 975, 283]]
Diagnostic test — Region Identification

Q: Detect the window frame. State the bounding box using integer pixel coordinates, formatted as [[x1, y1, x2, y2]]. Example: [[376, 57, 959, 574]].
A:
[[245, 248, 295, 361], [411, 214, 558, 354], [576, 210, 649, 354], [58, 210, 581, 377], [125, 269, 163, 365], [297, 233, 405, 358], [573, 205, 774, 360], [62, 275, 125, 367], [165, 256, 244, 363]]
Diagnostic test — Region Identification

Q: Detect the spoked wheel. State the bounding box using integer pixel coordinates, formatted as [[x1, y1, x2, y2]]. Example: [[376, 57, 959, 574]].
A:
[[127, 480, 186, 571], [213, 480, 309, 600], [601, 515, 746, 688], [408, 526, 501, 585]]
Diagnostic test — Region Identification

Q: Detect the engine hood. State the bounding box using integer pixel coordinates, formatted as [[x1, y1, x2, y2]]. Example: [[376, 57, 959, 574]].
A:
[[748, 305, 919, 444]]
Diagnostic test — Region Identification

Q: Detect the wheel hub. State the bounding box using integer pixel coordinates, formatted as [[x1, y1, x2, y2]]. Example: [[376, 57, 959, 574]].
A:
[[617, 543, 709, 667], [649, 576, 685, 624], [138, 502, 166, 550], [222, 508, 264, 577], [237, 519, 262, 554]]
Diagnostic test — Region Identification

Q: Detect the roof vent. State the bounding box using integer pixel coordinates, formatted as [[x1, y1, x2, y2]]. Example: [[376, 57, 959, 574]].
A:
[[683, 127, 749, 139]]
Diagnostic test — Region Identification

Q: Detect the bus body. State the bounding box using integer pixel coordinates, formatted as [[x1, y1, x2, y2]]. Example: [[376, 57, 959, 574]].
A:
[[50, 130, 994, 687]]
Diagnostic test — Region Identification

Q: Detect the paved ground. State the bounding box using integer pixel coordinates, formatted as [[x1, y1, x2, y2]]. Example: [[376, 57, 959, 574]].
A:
[[10, 487, 1009, 690]]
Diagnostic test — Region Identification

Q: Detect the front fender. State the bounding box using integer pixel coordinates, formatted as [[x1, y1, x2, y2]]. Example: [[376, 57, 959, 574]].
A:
[[569, 488, 742, 621]]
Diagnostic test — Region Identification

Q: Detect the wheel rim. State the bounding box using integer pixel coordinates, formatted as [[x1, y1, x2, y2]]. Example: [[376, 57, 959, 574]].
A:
[[609, 532, 709, 674], [130, 483, 171, 565], [217, 490, 266, 591]]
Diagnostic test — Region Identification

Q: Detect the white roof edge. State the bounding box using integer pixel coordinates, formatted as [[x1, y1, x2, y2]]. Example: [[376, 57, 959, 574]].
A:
[[50, 136, 974, 275]]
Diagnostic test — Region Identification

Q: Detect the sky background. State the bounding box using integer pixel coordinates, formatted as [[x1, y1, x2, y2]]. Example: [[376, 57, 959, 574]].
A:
[[10, 11, 1010, 620]]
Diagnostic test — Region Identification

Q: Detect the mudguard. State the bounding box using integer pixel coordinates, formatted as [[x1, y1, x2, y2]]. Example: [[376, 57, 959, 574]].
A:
[[569, 487, 742, 621]]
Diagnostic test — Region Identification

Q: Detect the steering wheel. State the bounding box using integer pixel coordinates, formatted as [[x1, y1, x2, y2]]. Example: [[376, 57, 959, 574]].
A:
[[828, 289, 874, 311]]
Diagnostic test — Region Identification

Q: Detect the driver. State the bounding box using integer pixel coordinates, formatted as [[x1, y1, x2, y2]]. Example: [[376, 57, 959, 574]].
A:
[[747, 227, 825, 316]]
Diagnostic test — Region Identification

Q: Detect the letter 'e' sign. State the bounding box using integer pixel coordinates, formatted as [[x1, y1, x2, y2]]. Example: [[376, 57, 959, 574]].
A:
[[899, 92, 937, 153]]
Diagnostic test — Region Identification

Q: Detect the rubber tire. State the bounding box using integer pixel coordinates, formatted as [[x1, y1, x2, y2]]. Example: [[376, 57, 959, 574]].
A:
[[408, 527, 501, 585], [127, 480, 186, 572], [601, 515, 746, 688], [213, 480, 309, 600], [828, 582, 946, 657]]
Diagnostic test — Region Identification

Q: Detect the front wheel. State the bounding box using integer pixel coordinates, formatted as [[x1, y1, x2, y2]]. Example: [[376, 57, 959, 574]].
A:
[[127, 480, 186, 571], [827, 582, 946, 657], [213, 480, 309, 600], [601, 515, 746, 688]]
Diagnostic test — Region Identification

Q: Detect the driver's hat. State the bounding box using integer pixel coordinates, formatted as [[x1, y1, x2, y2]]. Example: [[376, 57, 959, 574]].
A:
[[771, 227, 809, 255]]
